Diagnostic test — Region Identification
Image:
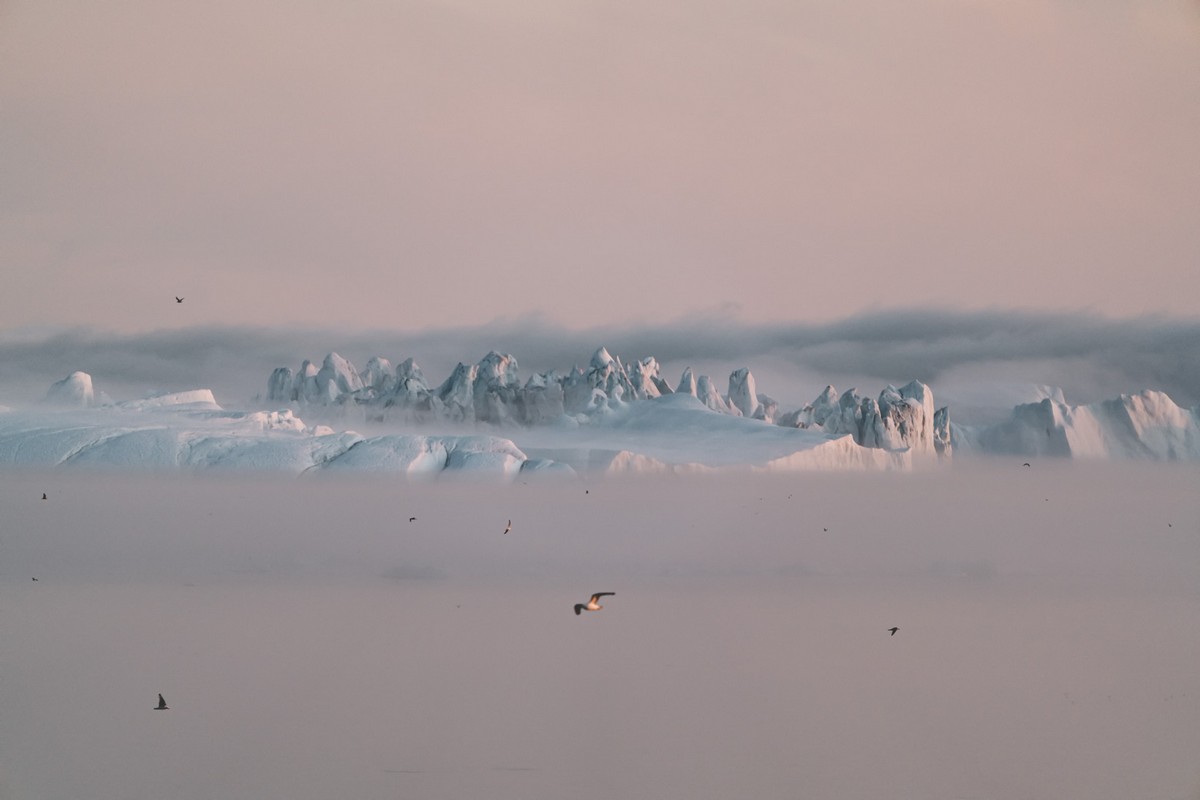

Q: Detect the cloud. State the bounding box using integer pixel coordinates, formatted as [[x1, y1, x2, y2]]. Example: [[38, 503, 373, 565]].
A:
[[1, 309, 1198, 412]]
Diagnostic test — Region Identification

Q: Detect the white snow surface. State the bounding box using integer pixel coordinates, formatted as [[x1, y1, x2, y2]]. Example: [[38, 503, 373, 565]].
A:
[[0, 395, 903, 477], [3, 368, 1198, 477], [0, 378, 563, 478], [518, 393, 908, 474], [0, 372, 921, 476], [0, 402, 562, 478]]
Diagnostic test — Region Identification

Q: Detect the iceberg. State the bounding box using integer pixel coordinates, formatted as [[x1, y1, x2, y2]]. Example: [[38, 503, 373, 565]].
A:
[[9, 361, 1196, 477], [261, 349, 943, 461], [954, 389, 1200, 460], [45, 371, 95, 408]]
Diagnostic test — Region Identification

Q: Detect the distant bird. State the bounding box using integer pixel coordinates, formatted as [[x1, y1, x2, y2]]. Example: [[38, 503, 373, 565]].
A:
[[175, 297, 184, 303], [1022, 462, 1031, 467], [575, 592, 615, 615], [155, 693, 169, 710], [42, 493, 47, 500], [887, 627, 899, 636], [408, 517, 416, 523], [823, 527, 828, 532], [503, 520, 512, 535], [31, 577, 38, 582]]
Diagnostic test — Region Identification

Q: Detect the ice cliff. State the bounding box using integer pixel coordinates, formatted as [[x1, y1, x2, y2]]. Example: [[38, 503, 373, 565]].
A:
[[953, 389, 1200, 460]]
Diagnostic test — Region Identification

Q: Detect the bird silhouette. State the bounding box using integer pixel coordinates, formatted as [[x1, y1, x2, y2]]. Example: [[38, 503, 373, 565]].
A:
[[888, 627, 899, 636], [42, 493, 47, 500], [175, 297, 184, 303], [1022, 462, 1031, 467], [503, 520, 512, 535], [575, 592, 615, 615], [31, 577, 38, 582], [408, 517, 416, 523], [155, 693, 169, 710]]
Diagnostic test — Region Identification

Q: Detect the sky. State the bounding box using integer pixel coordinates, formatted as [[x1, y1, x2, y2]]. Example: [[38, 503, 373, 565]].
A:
[[2, 0, 1200, 334]]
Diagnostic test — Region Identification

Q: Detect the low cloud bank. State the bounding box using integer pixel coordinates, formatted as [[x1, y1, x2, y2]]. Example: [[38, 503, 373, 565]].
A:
[[1, 309, 1197, 410]]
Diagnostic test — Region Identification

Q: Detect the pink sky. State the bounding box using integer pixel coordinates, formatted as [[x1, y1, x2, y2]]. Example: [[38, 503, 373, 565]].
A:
[[2, 0, 1198, 332]]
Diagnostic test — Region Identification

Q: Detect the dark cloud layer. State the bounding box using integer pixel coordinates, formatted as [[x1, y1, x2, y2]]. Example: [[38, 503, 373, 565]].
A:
[[2, 310, 1198, 413]]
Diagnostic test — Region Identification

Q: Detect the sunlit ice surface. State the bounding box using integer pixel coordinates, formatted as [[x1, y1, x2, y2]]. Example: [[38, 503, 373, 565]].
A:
[[1, 462, 1198, 800]]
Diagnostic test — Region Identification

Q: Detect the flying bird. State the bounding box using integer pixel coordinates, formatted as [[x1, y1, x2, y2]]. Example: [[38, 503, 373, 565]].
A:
[[408, 517, 416, 523], [575, 592, 615, 615], [31, 577, 38, 582], [175, 297, 184, 303], [888, 627, 899, 636], [1022, 462, 1031, 467], [155, 693, 169, 710], [42, 493, 47, 500], [503, 520, 512, 535]]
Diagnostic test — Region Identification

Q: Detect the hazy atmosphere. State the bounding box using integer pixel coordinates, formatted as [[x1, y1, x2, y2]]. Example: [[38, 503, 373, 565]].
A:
[[3, 466, 1199, 800], [3, 0, 1200, 332], [3, 310, 1200, 412], [3, 1, 1200, 798]]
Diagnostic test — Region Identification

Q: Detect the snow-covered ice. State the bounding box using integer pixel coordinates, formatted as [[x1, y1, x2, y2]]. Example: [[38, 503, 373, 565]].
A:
[[953, 389, 1200, 460], [4, 356, 1200, 477]]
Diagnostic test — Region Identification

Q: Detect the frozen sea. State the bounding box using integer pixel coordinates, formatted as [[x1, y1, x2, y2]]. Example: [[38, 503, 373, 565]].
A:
[[1, 462, 1198, 800]]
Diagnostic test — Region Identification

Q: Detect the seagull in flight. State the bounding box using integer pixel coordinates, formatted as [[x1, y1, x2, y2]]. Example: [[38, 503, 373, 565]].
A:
[[155, 693, 169, 710], [1022, 462, 1031, 467], [503, 520, 512, 535], [175, 296, 184, 303], [887, 627, 899, 636], [408, 517, 416, 523], [575, 592, 615, 615]]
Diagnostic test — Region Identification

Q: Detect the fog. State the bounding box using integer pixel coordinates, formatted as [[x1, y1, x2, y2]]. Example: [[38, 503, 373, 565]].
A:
[[3, 309, 1199, 412], [2, 463, 1198, 799]]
